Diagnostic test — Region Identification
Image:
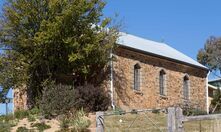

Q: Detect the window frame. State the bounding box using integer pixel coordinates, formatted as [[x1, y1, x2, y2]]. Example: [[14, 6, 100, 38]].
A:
[[159, 69, 166, 96], [134, 63, 141, 91], [183, 75, 190, 100]]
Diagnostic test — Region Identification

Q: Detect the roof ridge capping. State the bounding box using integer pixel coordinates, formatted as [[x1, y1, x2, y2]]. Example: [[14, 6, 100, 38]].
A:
[[116, 32, 208, 70]]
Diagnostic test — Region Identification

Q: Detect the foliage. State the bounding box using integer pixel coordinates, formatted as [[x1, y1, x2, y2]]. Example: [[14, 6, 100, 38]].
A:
[[40, 81, 76, 118], [70, 108, 91, 131], [59, 108, 90, 132], [14, 107, 40, 121], [210, 88, 221, 113], [0, 122, 11, 132], [28, 107, 41, 115], [183, 107, 207, 116], [60, 117, 71, 130], [0, 88, 10, 103], [0, 114, 18, 128], [0, 114, 16, 132], [0, 114, 14, 122], [197, 36, 221, 75], [0, 0, 119, 105], [74, 84, 110, 112], [27, 115, 36, 122], [14, 110, 29, 119], [40, 81, 110, 118], [31, 122, 51, 132], [0, 108, 41, 132], [16, 127, 29, 132]]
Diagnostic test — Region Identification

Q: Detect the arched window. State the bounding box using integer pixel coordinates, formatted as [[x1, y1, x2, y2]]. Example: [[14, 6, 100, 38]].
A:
[[134, 63, 141, 91], [183, 75, 190, 100], [159, 69, 166, 95]]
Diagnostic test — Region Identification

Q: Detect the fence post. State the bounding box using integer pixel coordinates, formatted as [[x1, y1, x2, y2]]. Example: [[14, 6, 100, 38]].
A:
[[168, 107, 176, 132], [176, 107, 184, 132], [168, 107, 184, 132], [96, 111, 104, 132]]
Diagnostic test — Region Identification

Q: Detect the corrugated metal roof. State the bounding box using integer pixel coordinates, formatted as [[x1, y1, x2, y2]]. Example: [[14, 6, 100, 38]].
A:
[[209, 78, 221, 83], [117, 32, 208, 70]]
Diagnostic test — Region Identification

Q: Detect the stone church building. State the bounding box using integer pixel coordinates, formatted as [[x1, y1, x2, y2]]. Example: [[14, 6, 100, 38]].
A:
[[108, 33, 209, 112], [14, 33, 209, 112]]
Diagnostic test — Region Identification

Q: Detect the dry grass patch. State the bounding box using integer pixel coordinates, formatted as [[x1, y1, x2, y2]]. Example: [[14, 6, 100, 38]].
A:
[[104, 112, 167, 132], [184, 119, 221, 132]]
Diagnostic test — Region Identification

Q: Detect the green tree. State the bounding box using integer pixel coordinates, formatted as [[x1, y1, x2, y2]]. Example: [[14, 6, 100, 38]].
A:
[[197, 36, 221, 76], [210, 88, 221, 112], [198, 36, 221, 112], [0, 0, 119, 105]]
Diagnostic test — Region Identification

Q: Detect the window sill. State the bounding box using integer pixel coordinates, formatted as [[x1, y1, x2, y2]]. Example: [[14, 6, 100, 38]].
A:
[[160, 95, 168, 99], [133, 90, 143, 96], [183, 98, 190, 102]]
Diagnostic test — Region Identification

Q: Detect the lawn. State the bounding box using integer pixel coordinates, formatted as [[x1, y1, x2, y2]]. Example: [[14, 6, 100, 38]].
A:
[[104, 112, 168, 132], [104, 111, 221, 132], [184, 119, 221, 132]]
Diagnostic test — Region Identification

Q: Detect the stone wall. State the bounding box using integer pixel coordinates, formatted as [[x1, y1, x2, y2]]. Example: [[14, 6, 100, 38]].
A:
[[13, 46, 208, 112], [112, 47, 208, 111], [13, 85, 28, 111]]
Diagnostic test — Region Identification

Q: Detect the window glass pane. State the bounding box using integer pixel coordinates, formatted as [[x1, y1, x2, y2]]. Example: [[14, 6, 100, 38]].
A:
[[159, 70, 165, 95], [183, 76, 189, 100], [134, 65, 140, 91]]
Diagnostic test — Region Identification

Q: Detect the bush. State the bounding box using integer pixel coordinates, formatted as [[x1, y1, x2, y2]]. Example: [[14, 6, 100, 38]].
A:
[[60, 116, 70, 130], [16, 127, 29, 132], [40, 81, 110, 118], [29, 107, 40, 115], [28, 115, 36, 122], [75, 84, 110, 112], [183, 107, 207, 116], [0, 122, 11, 132], [40, 81, 76, 118], [0, 114, 14, 122], [70, 108, 90, 131], [58, 109, 90, 132], [31, 122, 51, 131], [14, 110, 29, 119]]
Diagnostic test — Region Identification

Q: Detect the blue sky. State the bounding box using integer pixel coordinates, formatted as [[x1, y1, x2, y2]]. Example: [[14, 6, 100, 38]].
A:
[[0, 88, 13, 115], [103, 0, 221, 60], [103, 0, 221, 79], [0, 0, 220, 63], [1, 0, 221, 60]]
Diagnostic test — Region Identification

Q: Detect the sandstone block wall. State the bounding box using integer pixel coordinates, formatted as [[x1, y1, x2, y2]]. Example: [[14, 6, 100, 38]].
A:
[[13, 85, 28, 111], [13, 46, 208, 112], [113, 47, 208, 111]]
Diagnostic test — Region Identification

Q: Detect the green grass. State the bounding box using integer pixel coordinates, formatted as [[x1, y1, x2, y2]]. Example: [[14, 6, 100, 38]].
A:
[[0, 108, 40, 132], [31, 122, 51, 132], [0, 122, 11, 132], [16, 127, 29, 132], [0, 114, 18, 132], [14, 110, 29, 119]]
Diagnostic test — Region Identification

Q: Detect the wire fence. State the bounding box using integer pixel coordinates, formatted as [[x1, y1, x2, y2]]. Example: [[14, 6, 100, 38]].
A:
[[96, 107, 221, 132], [99, 108, 168, 132], [183, 119, 221, 132]]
